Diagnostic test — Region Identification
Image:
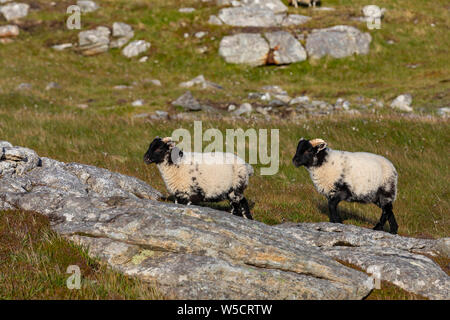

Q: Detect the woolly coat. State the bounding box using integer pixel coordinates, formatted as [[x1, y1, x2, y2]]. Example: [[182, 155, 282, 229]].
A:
[[157, 152, 253, 203], [307, 149, 397, 206]]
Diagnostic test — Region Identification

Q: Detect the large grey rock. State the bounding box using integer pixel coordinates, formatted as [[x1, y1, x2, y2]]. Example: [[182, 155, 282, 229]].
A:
[[278, 223, 450, 300], [0, 2, 29, 21], [0, 24, 19, 37], [1, 142, 448, 300], [218, 7, 284, 27], [265, 31, 307, 65], [172, 91, 202, 111], [306, 25, 372, 59], [219, 33, 269, 66], [78, 26, 110, 56], [0, 142, 375, 300], [122, 40, 150, 58]]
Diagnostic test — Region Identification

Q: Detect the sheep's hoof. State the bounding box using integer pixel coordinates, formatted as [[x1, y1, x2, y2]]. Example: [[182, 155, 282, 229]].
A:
[[373, 223, 384, 231], [389, 228, 398, 235]]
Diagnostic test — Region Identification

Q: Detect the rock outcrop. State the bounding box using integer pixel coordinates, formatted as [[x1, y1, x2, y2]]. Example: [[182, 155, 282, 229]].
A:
[[0, 142, 448, 300]]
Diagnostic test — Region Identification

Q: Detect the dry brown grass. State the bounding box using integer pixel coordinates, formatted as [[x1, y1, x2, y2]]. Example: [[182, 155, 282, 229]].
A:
[[0, 210, 165, 299]]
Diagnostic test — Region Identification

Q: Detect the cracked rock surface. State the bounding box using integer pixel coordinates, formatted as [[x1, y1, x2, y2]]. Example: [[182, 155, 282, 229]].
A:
[[0, 141, 448, 299]]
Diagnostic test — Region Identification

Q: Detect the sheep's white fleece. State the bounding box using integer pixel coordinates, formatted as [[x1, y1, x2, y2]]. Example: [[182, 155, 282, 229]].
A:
[[307, 149, 397, 201], [157, 152, 253, 201]]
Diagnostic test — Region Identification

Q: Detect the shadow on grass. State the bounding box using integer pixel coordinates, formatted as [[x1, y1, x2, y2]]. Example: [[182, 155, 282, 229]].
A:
[[317, 202, 381, 228]]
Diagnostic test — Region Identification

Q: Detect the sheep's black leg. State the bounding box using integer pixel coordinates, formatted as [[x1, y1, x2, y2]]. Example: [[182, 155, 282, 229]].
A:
[[374, 204, 390, 232], [386, 204, 398, 234], [239, 198, 253, 220], [230, 201, 243, 217], [328, 196, 343, 223]]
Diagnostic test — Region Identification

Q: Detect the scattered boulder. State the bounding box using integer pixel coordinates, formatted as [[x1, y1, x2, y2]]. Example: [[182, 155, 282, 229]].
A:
[[78, 26, 110, 56], [0, 24, 18, 38], [179, 75, 222, 90], [172, 91, 202, 111], [306, 25, 372, 59], [233, 102, 253, 116], [110, 22, 134, 49], [219, 33, 269, 66], [76, 0, 99, 13], [390, 94, 413, 112], [122, 40, 150, 58], [0, 2, 29, 21], [265, 31, 307, 65]]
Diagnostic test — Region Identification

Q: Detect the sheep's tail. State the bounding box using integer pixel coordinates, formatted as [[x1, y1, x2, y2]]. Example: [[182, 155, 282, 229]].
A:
[[246, 163, 254, 176]]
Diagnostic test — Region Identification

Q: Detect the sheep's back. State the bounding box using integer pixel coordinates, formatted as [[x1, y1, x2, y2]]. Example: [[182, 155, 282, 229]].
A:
[[342, 152, 397, 197]]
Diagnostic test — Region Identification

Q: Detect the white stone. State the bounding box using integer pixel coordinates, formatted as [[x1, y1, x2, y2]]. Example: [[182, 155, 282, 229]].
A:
[[390, 94, 413, 112], [122, 40, 150, 58], [132, 100, 144, 107], [76, 0, 99, 13], [0, 2, 29, 21], [179, 7, 195, 13]]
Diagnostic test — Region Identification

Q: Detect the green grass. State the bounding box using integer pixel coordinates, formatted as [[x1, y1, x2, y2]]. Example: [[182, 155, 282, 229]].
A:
[[0, 0, 449, 299], [0, 109, 448, 238], [0, 0, 449, 114]]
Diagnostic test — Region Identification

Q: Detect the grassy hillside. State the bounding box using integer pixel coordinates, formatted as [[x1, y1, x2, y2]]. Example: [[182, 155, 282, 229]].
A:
[[0, 0, 449, 113], [0, 0, 448, 299]]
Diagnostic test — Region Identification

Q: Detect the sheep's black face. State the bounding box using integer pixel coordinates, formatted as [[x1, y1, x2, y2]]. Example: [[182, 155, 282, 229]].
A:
[[144, 138, 170, 164], [292, 139, 314, 167], [293, 138, 327, 168]]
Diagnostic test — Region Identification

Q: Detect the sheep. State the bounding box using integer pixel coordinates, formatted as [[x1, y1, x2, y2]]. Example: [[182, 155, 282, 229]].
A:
[[292, 138, 399, 234], [143, 137, 254, 219], [289, 0, 319, 8]]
